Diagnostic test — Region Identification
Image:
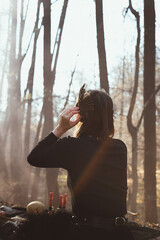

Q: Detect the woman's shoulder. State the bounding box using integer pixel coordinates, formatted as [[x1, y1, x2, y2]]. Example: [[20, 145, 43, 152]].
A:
[[57, 135, 127, 152], [58, 135, 101, 151], [110, 138, 127, 152]]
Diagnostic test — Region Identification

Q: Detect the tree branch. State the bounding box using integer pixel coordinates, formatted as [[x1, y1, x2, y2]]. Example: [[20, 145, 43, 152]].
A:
[[51, 0, 69, 86], [137, 84, 160, 129], [62, 56, 78, 110], [127, 0, 140, 135]]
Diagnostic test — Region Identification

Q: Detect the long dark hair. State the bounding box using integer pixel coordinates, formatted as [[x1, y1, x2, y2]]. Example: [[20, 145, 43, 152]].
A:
[[75, 84, 114, 141]]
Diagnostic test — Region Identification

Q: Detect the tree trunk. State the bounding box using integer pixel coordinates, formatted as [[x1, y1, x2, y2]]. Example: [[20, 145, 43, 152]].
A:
[[24, 0, 41, 159], [8, 0, 20, 182], [119, 57, 125, 139], [30, 106, 43, 202], [0, 3, 11, 178], [17, 0, 24, 103], [41, 0, 69, 206], [0, 8, 10, 106], [95, 0, 109, 93], [131, 131, 138, 213], [42, 0, 53, 135], [127, 0, 140, 213], [42, 0, 59, 206], [144, 0, 157, 223], [16, 0, 26, 177]]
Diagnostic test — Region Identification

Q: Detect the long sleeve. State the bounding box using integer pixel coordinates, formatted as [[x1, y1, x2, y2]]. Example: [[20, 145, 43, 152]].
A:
[[27, 132, 74, 169]]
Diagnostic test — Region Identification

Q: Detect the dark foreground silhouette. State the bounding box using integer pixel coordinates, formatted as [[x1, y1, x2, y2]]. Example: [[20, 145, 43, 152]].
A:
[[0, 207, 160, 240]]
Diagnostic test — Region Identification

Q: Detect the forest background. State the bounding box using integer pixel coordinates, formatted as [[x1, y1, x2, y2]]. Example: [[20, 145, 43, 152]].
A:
[[0, 0, 160, 225]]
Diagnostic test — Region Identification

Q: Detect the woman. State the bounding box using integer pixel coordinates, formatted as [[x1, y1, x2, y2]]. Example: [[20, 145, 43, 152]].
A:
[[27, 85, 134, 240]]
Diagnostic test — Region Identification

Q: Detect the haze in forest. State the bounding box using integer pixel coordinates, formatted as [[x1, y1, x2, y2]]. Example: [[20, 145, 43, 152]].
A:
[[0, 0, 160, 226]]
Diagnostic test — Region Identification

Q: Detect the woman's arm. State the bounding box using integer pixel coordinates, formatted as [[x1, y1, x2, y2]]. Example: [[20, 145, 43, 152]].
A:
[[27, 107, 81, 168]]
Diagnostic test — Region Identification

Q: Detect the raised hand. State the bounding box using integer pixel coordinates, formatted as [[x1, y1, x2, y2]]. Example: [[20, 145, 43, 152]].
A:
[[52, 107, 81, 138]]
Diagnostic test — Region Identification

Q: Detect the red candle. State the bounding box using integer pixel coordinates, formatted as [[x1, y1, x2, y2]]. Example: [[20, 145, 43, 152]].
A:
[[59, 194, 63, 208], [49, 192, 53, 209], [0, 211, 5, 216], [63, 193, 67, 208]]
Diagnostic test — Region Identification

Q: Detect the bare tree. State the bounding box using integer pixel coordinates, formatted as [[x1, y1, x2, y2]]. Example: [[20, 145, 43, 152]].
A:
[[119, 56, 125, 139], [41, 0, 69, 206], [63, 58, 77, 110], [24, 0, 42, 160], [126, 0, 141, 213], [8, 0, 20, 183], [0, 2, 11, 179], [30, 106, 44, 202], [0, 6, 11, 107], [144, 0, 157, 223], [95, 0, 109, 93]]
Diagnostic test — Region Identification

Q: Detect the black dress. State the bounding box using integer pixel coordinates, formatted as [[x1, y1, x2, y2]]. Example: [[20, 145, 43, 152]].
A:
[[27, 133, 134, 240]]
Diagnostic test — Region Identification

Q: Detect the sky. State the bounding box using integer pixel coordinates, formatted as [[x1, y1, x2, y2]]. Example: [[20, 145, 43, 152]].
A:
[[0, 0, 160, 108]]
